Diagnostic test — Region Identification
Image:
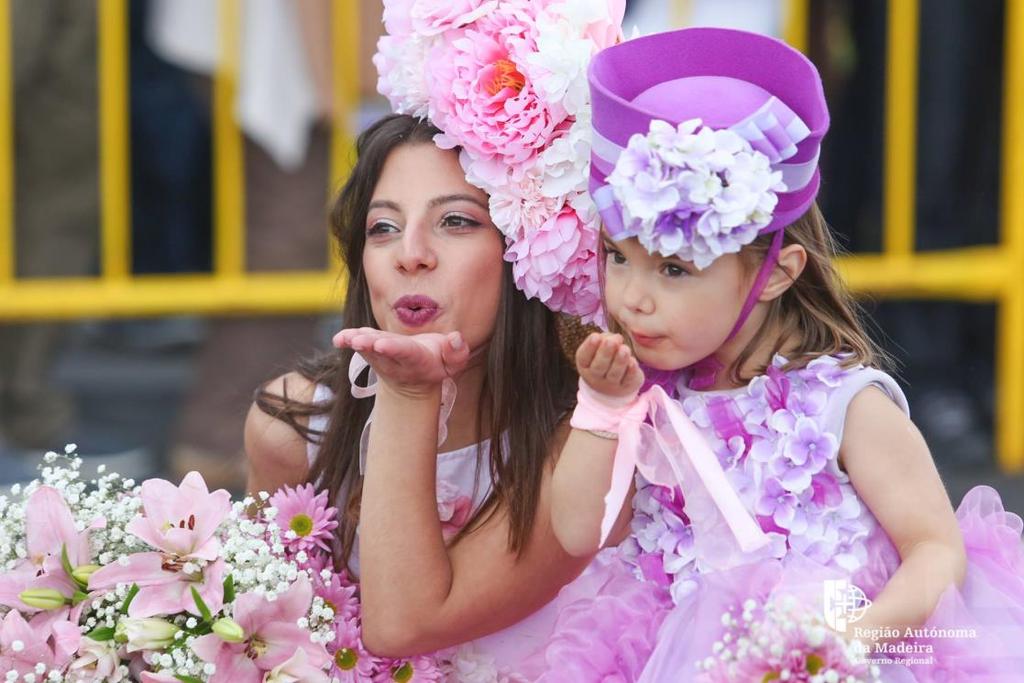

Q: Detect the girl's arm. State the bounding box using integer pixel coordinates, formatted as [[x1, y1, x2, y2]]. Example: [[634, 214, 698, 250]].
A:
[[337, 329, 593, 658], [840, 387, 967, 634], [551, 333, 643, 557]]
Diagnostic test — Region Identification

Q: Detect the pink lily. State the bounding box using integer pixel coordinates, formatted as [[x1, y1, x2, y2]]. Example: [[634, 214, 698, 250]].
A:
[[140, 673, 181, 683], [0, 486, 102, 613], [264, 649, 330, 683], [126, 471, 231, 561], [0, 607, 81, 676], [191, 574, 329, 682], [90, 471, 231, 618]]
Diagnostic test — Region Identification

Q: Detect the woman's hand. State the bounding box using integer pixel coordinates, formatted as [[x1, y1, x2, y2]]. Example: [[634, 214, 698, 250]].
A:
[[333, 327, 471, 394], [575, 332, 644, 399]]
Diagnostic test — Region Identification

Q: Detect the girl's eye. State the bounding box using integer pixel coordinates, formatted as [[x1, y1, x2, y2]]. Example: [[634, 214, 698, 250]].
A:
[[606, 249, 627, 265], [442, 214, 481, 229], [367, 221, 398, 236], [662, 262, 686, 278]]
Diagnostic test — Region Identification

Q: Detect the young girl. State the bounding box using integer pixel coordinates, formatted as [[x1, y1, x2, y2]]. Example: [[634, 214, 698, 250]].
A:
[[551, 27, 1024, 680]]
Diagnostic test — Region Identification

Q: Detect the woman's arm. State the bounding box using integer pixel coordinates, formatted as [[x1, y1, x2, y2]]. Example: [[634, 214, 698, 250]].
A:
[[243, 372, 315, 496], [335, 328, 594, 657], [359, 383, 592, 656], [840, 387, 967, 634]]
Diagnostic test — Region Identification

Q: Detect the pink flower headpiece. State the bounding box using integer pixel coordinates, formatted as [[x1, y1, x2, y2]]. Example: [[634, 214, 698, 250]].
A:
[[374, 0, 627, 323]]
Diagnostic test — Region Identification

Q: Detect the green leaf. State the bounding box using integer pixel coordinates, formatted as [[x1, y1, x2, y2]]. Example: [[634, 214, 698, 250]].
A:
[[223, 574, 236, 604], [174, 676, 204, 683], [121, 583, 140, 613], [191, 586, 213, 623], [762, 673, 781, 683], [71, 590, 90, 606], [86, 626, 116, 641]]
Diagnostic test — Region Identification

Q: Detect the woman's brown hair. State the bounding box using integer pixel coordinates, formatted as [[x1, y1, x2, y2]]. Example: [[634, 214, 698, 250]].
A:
[[254, 114, 577, 570]]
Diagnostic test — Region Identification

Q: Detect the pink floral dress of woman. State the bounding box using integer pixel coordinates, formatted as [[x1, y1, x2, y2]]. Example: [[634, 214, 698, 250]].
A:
[[545, 355, 1024, 682], [308, 383, 665, 681]]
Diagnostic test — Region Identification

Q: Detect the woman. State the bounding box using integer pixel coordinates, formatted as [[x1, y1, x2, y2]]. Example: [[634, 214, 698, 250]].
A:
[[243, 114, 602, 676]]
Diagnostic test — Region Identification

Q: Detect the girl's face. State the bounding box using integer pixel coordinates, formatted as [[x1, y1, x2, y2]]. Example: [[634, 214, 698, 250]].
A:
[[602, 233, 754, 371], [361, 143, 505, 351]]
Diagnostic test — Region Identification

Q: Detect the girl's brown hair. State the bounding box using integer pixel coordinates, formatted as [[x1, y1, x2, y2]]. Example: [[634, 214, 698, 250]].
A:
[[253, 114, 576, 571], [729, 201, 893, 382]]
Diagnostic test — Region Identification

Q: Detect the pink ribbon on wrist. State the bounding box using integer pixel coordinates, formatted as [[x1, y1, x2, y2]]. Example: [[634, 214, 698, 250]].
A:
[[570, 378, 771, 567]]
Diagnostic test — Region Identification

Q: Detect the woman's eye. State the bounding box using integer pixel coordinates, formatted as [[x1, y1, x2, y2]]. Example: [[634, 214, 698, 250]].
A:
[[442, 214, 481, 229], [606, 249, 627, 265], [367, 221, 398, 236]]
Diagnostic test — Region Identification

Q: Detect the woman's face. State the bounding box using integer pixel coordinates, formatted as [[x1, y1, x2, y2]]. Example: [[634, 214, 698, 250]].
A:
[[362, 143, 505, 351]]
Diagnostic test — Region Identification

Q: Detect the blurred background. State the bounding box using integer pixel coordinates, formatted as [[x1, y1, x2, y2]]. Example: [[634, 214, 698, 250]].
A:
[[0, 0, 1021, 516]]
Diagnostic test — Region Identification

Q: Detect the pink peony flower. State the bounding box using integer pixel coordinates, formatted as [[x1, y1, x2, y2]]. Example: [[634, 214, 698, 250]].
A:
[[429, 2, 566, 165], [410, 0, 498, 36], [381, 0, 415, 36], [191, 574, 329, 682], [269, 483, 339, 556], [506, 205, 601, 320]]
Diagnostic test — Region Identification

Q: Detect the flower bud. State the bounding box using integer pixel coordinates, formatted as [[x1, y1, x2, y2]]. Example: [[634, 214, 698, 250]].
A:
[[119, 617, 180, 652], [212, 617, 246, 643], [19, 588, 68, 610], [71, 564, 102, 586]]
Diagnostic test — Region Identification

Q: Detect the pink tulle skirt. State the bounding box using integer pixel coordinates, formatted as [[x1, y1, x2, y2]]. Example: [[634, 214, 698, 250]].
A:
[[637, 485, 1024, 682], [527, 485, 1024, 682], [524, 551, 673, 682]]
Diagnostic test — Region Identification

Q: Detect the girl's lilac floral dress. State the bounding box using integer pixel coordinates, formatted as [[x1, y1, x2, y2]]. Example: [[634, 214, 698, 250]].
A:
[[530, 355, 1024, 681]]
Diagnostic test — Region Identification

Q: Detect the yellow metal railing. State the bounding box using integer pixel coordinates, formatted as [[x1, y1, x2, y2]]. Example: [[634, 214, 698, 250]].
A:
[[785, 0, 1024, 473], [0, 1, 1021, 472], [0, 0, 357, 318]]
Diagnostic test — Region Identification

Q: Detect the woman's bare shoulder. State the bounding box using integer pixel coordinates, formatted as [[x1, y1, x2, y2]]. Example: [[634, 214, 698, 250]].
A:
[[244, 371, 319, 494]]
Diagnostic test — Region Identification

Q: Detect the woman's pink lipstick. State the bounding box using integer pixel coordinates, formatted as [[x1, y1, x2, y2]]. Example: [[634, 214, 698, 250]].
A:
[[393, 295, 441, 327]]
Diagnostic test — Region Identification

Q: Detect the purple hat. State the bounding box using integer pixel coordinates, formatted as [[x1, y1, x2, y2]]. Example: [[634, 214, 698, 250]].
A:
[[588, 27, 829, 268]]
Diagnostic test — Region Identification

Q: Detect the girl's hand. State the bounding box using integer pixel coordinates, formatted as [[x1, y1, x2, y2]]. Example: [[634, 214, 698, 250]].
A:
[[333, 327, 470, 395], [575, 332, 644, 399]]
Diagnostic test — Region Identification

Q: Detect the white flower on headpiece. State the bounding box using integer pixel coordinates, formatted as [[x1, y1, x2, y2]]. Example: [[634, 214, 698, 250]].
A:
[[608, 118, 786, 269], [539, 111, 593, 198], [373, 33, 436, 118]]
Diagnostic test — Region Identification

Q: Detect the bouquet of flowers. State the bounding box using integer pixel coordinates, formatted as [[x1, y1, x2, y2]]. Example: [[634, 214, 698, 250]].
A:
[[374, 0, 627, 323], [0, 446, 460, 682], [695, 593, 881, 683]]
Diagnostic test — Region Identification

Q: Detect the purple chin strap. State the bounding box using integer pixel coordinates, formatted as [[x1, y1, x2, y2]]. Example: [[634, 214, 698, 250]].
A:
[[687, 227, 785, 390]]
